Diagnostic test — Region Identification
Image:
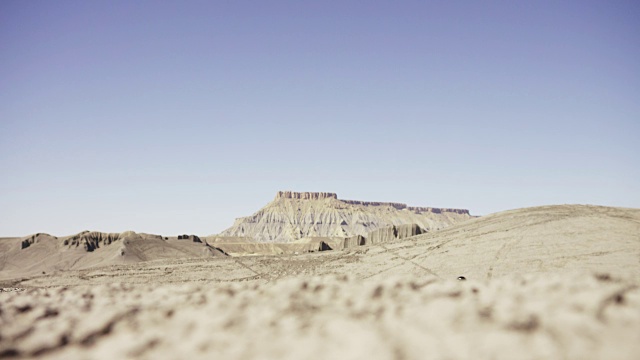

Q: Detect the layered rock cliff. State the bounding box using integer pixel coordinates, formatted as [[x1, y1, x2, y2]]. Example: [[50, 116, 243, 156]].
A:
[[276, 191, 337, 200], [219, 191, 472, 243]]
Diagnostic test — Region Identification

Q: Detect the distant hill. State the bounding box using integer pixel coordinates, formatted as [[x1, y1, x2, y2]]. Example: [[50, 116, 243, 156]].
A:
[[0, 231, 225, 280], [346, 204, 640, 280], [218, 191, 473, 242], [2, 204, 638, 282]]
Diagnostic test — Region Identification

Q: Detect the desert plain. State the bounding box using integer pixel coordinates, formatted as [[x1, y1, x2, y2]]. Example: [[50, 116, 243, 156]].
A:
[[1, 194, 639, 360]]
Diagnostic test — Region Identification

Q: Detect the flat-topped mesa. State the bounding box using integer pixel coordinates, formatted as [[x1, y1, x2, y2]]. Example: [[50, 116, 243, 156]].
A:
[[223, 192, 474, 242], [342, 201, 470, 215], [341, 200, 408, 210], [275, 191, 338, 200], [407, 206, 471, 215], [273, 191, 470, 215]]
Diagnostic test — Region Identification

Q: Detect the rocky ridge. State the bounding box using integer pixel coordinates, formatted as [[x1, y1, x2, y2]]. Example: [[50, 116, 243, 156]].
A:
[[276, 191, 337, 200], [1, 231, 227, 279], [219, 191, 472, 242]]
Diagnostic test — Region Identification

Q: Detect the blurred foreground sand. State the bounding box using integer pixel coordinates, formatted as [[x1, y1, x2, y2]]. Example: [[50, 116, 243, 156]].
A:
[[1, 273, 638, 359]]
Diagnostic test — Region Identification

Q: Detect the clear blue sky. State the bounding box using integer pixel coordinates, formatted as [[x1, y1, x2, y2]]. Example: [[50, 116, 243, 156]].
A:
[[1, 1, 638, 236]]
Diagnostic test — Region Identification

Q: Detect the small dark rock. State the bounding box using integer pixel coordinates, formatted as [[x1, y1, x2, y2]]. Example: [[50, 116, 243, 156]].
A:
[[614, 294, 625, 304]]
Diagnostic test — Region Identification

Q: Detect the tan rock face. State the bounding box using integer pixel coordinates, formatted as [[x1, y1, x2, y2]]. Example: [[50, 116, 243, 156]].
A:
[[19, 233, 56, 249], [363, 223, 424, 245], [276, 191, 338, 200], [63, 231, 123, 252], [219, 191, 472, 242]]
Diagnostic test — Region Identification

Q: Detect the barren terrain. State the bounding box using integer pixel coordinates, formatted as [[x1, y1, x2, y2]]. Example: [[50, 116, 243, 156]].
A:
[[1, 205, 639, 359]]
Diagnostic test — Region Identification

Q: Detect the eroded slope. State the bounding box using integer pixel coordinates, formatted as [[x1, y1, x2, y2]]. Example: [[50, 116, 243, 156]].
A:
[[219, 191, 472, 242]]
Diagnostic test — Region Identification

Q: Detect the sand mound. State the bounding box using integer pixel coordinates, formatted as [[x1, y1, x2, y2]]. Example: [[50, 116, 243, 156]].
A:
[[382, 204, 640, 280]]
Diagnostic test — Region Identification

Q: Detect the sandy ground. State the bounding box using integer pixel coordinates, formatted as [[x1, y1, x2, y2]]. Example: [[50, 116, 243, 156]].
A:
[[1, 274, 639, 360], [1, 205, 639, 359]]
